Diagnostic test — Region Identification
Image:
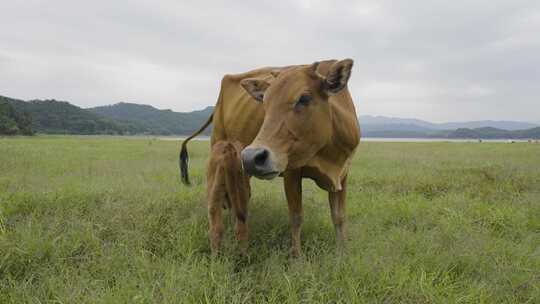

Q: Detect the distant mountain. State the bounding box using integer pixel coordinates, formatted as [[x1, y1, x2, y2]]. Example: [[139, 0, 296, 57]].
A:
[[361, 126, 540, 139], [359, 115, 538, 131], [0, 96, 33, 135], [2, 95, 215, 135], [2, 93, 538, 138], [360, 115, 437, 129], [437, 121, 539, 131], [3, 95, 133, 135], [359, 115, 539, 138], [88, 103, 214, 135], [447, 127, 540, 139]]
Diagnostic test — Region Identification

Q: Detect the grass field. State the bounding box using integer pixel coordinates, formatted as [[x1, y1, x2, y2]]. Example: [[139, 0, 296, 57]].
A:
[[1, 136, 539, 303]]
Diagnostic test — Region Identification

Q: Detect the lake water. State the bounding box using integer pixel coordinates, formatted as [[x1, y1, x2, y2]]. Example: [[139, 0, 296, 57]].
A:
[[361, 138, 532, 143], [159, 136, 210, 141], [159, 136, 533, 143]]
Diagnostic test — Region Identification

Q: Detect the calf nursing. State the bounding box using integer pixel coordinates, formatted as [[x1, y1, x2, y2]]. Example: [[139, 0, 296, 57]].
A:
[[206, 141, 250, 254]]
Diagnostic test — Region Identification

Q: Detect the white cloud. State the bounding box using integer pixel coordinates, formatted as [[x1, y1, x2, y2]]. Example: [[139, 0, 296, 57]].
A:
[[0, 0, 539, 121]]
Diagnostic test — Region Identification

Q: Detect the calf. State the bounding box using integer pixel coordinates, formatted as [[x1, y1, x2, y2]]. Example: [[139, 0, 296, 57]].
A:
[[206, 140, 251, 255]]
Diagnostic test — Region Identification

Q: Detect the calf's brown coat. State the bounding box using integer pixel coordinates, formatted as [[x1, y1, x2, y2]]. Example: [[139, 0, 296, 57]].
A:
[[206, 141, 250, 254]]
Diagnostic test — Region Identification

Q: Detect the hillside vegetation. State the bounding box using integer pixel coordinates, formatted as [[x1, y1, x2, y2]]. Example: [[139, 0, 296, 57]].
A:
[[1, 95, 214, 136], [2, 94, 538, 138], [4, 96, 133, 135], [448, 127, 540, 139], [89, 103, 213, 135], [360, 115, 538, 131], [0, 97, 33, 135], [1, 137, 539, 303], [364, 126, 540, 139]]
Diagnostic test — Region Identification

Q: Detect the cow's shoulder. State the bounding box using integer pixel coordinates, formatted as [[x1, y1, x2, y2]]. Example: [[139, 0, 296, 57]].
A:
[[213, 67, 290, 146]]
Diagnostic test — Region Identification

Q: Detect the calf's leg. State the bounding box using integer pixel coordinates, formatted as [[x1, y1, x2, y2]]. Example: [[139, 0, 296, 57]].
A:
[[227, 178, 249, 255], [208, 168, 225, 255], [234, 215, 248, 255], [223, 150, 250, 255]]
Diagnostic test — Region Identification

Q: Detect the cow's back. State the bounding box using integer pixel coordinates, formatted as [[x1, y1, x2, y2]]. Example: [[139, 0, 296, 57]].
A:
[[211, 68, 276, 147]]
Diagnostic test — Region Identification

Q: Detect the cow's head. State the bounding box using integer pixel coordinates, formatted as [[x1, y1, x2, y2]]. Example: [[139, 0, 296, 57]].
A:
[[240, 59, 353, 179]]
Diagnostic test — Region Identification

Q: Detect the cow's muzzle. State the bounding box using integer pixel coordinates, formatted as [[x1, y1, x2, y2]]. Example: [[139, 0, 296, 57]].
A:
[[241, 147, 279, 180]]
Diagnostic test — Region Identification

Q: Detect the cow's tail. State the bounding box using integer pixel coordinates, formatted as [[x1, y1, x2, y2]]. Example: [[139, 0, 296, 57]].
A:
[[180, 112, 214, 185], [223, 143, 248, 223]]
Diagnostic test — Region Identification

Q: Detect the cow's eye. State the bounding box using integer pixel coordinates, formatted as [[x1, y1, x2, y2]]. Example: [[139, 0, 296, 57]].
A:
[[295, 94, 312, 108]]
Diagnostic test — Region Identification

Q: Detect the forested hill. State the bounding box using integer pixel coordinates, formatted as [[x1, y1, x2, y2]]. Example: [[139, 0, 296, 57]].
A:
[[447, 127, 540, 139], [0, 96, 33, 135], [2, 94, 538, 139], [88, 103, 214, 135], [2, 96, 135, 135], [1, 95, 214, 135], [362, 126, 540, 139]]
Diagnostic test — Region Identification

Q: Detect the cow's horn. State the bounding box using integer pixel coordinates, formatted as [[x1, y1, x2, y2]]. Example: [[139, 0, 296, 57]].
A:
[[309, 61, 325, 80], [270, 70, 281, 78]]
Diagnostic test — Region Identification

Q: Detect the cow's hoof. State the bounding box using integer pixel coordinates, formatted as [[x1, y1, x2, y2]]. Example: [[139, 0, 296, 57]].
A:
[[290, 248, 301, 258], [238, 247, 248, 258]]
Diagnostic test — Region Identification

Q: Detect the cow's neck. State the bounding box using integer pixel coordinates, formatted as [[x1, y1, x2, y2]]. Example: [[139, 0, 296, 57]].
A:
[[303, 93, 360, 192]]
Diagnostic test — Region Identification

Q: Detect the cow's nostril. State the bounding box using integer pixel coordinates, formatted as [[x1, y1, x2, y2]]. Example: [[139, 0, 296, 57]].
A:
[[254, 149, 269, 167], [241, 147, 275, 178]]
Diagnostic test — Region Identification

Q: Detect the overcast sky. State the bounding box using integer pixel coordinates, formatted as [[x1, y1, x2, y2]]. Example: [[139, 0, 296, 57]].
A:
[[1, 0, 539, 122]]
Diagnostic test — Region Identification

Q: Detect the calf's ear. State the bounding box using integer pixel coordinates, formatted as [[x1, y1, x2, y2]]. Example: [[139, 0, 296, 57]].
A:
[[323, 59, 354, 95], [240, 78, 270, 102]]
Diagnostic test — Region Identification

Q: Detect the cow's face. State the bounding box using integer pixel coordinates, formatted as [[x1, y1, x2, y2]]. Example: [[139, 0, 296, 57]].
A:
[[240, 59, 353, 179]]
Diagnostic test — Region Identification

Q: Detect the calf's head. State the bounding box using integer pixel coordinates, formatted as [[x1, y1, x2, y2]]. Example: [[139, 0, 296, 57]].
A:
[[240, 59, 353, 179]]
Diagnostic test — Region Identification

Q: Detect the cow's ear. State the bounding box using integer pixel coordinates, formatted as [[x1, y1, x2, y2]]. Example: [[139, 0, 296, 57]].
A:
[[240, 78, 270, 102], [323, 59, 354, 95]]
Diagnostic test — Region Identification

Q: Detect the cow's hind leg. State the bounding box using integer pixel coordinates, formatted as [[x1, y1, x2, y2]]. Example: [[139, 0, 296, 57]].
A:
[[328, 175, 347, 250], [208, 168, 225, 255]]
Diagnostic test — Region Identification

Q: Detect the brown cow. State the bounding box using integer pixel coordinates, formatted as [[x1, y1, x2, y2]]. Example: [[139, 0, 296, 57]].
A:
[[181, 59, 360, 257], [206, 140, 250, 255]]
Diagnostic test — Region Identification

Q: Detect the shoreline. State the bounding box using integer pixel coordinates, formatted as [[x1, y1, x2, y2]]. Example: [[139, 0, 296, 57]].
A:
[[158, 136, 535, 143]]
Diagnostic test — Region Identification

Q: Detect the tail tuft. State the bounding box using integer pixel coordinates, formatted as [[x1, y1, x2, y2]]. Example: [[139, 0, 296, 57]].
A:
[[177, 112, 213, 186], [180, 143, 190, 185]]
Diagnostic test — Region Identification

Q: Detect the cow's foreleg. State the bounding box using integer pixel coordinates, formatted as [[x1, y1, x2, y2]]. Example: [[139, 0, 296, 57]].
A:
[[284, 169, 303, 258], [328, 175, 347, 250]]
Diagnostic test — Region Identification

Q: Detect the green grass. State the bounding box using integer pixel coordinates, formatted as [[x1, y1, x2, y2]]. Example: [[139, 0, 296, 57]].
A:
[[1, 136, 539, 303]]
